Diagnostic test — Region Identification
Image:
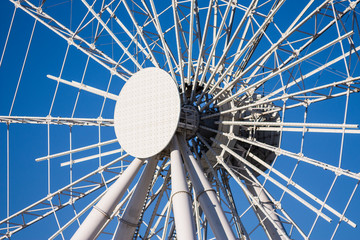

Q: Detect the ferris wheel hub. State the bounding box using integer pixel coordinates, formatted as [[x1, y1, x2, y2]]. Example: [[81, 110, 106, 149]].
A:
[[178, 104, 200, 139], [113, 67, 181, 159]]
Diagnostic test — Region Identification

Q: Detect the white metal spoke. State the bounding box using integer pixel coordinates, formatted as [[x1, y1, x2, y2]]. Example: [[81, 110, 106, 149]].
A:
[[186, 0, 195, 85], [198, 0, 234, 86], [0, 5, 16, 68], [2, 1, 360, 239], [61, 148, 124, 166], [9, 0, 131, 81], [241, 144, 355, 228], [47, 75, 118, 101], [147, 0, 176, 80], [200, 125, 360, 181], [81, 0, 143, 70], [196, 0, 286, 107], [218, 121, 358, 129], [218, 120, 360, 134], [9, 19, 36, 116], [36, 138, 117, 162], [109, 1, 160, 68], [171, 0, 187, 101], [249, 127, 360, 134], [249, 85, 360, 119], [211, 137, 333, 223], [190, 0, 214, 102], [0, 155, 130, 239], [199, 0, 268, 99], [202, 0, 357, 109], [259, 45, 360, 102], [204, 31, 353, 110], [196, 133, 291, 239], [202, 75, 360, 120], [0, 116, 114, 127]]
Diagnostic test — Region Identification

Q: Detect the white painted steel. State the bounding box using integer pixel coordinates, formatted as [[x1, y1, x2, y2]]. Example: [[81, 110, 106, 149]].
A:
[[212, 137, 332, 223], [243, 171, 289, 240], [177, 135, 236, 240], [218, 121, 358, 129], [0, 155, 129, 239], [197, 134, 294, 239], [3, 1, 360, 239], [113, 158, 158, 240], [202, 76, 360, 120], [170, 136, 196, 240], [36, 139, 118, 162], [47, 75, 118, 101], [61, 148, 124, 166], [114, 67, 180, 158], [0, 116, 114, 127], [200, 125, 360, 182], [253, 127, 360, 134], [71, 158, 144, 240]]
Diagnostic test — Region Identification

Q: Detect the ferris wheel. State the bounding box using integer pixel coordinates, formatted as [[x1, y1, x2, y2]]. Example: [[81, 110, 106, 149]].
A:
[[1, 0, 360, 239]]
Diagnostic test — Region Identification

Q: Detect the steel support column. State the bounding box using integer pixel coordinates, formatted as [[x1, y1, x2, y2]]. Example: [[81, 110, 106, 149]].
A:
[[170, 136, 196, 240], [177, 135, 236, 240], [242, 171, 288, 240], [71, 158, 144, 240], [113, 158, 158, 240]]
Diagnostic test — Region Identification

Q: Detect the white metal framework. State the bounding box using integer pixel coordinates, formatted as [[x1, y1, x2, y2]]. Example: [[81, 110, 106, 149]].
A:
[[1, 0, 360, 239]]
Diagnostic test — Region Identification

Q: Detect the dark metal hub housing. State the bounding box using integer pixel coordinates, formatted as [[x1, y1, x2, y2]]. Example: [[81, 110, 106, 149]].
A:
[[178, 104, 200, 139]]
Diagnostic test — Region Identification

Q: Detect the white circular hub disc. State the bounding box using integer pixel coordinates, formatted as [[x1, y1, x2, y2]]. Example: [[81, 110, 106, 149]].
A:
[[114, 67, 180, 158]]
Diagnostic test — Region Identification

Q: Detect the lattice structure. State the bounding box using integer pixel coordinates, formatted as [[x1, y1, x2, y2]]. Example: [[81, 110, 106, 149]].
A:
[[1, 1, 360, 239]]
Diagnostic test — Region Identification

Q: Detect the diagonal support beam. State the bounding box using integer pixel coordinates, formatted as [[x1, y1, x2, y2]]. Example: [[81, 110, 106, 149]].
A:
[[10, 0, 131, 81], [71, 158, 145, 240], [81, 0, 143, 70], [113, 158, 158, 239], [177, 134, 236, 240], [170, 136, 196, 240], [242, 165, 289, 240]]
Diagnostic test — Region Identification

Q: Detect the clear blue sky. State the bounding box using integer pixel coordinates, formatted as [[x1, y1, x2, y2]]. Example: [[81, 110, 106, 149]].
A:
[[1, 1, 360, 239]]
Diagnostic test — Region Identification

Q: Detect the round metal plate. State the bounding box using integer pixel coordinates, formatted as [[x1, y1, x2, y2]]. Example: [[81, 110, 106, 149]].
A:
[[114, 67, 180, 158]]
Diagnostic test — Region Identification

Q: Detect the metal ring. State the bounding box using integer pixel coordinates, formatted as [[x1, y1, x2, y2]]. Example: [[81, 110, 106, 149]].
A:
[[196, 189, 216, 201], [93, 205, 111, 220], [120, 217, 138, 228], [171, 190, 192, 202]]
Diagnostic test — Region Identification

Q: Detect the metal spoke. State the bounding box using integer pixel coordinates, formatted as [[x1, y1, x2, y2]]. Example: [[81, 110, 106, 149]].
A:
[[0, 116, 114, 127], [9, 0, 131, 81], [2, 1, 360, 239], [0, 155, 130, 239], [47, 75, 118, 101], [202, 75, 360, 120], [200, 125, 360, 181]]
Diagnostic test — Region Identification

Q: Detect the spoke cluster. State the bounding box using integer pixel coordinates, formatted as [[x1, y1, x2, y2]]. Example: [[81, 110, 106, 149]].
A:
[[1, 0, 360, 239]]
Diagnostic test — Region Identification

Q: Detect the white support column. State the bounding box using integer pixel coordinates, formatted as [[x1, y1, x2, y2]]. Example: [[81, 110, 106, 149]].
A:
[[177, 135, 236, 240], [113, 158, 158, 240], [170, 136, 196, 240], [242, 169, 288, 240], [71, 158, 144, 240]]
